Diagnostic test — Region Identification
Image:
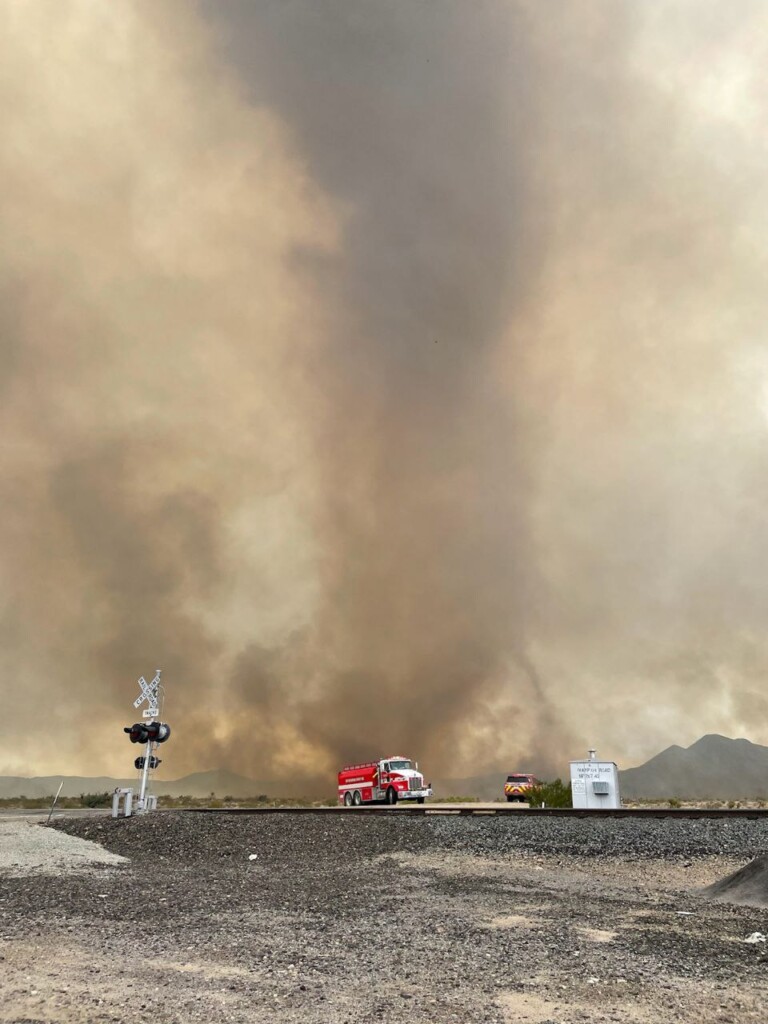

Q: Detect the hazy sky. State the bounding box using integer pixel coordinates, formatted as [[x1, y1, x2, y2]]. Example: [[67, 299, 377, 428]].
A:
[[3, 1, 768, 785]]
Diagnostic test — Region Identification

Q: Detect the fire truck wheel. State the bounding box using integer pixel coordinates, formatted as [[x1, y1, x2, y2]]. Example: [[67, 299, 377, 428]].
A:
[[385, 787, 398, 805], [353, 791, 362, 806], [344, 792, 353, 807], [416, 797, 425, 804]]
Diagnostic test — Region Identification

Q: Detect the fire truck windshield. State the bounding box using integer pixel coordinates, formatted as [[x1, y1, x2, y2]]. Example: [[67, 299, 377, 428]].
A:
[[388, 760, 412, 771]]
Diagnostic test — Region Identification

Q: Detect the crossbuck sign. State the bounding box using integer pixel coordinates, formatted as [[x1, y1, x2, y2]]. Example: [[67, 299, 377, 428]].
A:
[[133, 670, 161, 718]]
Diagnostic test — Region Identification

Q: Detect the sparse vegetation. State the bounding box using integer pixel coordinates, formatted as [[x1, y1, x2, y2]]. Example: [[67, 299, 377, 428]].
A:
[[527, 778, 573, 808], [668, 797, 682, 809], [156, 795, 338, 809], [79, 792, 112, 808], [0, 793, 116, 810], [0, 793, 340, 810]]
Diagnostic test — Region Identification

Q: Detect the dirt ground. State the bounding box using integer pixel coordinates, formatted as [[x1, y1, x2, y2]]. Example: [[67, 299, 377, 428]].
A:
[[1, 814, 767, 1023]]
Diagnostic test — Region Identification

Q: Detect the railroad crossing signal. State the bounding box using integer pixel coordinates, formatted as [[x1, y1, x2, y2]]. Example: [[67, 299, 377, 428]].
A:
[[121, 669, 170, 815]]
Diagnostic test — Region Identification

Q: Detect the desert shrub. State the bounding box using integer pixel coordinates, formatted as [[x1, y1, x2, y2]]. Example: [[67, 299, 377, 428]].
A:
[[527, 779, 572, 808], [79, 792, 112, 808], [0, 796, 49, 809], [668, 797, 682, 809]]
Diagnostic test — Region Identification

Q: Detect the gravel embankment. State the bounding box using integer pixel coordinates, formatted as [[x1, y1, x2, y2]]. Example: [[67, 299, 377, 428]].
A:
[[1, 812, 767, 1024], [52, 810, 768, 863], [49, 806, 768, 872], [426, 814, 768, 860]]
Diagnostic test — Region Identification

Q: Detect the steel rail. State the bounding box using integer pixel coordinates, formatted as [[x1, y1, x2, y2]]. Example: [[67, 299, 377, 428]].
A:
[[179, 806, 768, 820]]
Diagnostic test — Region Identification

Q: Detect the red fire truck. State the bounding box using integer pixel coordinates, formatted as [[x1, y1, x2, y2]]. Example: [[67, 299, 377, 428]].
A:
[[338, 756, 432, 806]]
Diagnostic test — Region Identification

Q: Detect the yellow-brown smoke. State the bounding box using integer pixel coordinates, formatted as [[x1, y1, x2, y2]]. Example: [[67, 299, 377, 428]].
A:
[[3, 1, 768, 786]]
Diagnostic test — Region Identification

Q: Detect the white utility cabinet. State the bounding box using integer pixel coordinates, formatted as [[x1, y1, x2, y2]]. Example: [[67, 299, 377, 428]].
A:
[[569, 749, 621, 809]]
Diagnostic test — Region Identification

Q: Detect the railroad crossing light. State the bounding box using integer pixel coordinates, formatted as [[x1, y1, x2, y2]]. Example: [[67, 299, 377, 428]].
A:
[[145, 721, 171, 743], [123, 721, 171, 744], [124, 723, 149, 744], [134, 755, 162, 770]]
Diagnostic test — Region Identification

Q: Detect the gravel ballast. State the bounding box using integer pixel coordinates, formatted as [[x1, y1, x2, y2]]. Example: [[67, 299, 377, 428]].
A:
[[53, 809, 768, 862], [1, 811, 767, 1023], [0, 819, 127, 876]]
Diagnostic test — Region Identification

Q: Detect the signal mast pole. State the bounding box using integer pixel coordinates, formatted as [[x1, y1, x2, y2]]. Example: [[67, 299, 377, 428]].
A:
[[139, 731, 153, 810], [133, 669, 163, 810]]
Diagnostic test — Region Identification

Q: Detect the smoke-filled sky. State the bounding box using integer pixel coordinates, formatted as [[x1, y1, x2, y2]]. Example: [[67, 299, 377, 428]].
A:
[[3, 0, 768, 785]]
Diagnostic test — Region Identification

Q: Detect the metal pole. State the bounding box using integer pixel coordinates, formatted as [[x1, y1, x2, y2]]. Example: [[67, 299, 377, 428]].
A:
[[138, 738, 152, 809], [45, 781, 64, 825]]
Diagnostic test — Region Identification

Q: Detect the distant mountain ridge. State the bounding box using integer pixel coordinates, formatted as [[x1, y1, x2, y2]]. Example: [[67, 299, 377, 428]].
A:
[[2, 734, 766, 801], [0, 769, 283, 800], [618, 734, 768, 799]]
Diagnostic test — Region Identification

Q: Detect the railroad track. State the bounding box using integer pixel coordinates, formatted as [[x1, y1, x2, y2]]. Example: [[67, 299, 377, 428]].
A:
[[181, 805, 768, 819]]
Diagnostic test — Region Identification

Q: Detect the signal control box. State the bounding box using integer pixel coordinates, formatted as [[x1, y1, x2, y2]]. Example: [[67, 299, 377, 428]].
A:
[[569, 749, 621, 809]]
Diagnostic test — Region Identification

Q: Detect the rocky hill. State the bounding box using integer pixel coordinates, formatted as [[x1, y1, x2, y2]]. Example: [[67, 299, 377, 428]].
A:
[[619, 734, 768, 800]]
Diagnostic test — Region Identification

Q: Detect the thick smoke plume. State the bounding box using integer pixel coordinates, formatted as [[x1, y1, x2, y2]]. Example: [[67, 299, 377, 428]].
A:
[[3, 1, 768, 787]]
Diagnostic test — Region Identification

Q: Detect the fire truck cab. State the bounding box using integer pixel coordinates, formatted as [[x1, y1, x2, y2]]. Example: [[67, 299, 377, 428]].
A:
[[338, 756, 432, 806]]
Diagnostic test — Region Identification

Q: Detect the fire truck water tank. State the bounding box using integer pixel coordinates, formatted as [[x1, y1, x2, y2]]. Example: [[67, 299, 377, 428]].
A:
[[569, 748, 621, 809]]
